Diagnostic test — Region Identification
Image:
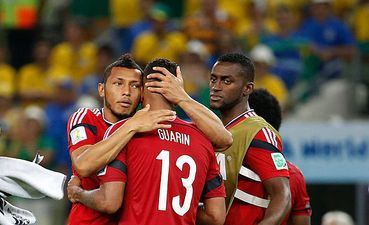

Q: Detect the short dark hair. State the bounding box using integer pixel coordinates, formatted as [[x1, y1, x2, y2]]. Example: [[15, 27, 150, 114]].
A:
[[103, 53, 143, 83], [143, 58, 177, 77], [217, 53, 255, 82], [249, 88, 282, 131]]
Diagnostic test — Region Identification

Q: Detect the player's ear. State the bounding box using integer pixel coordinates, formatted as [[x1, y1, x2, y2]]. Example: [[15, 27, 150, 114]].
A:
[[243, 82, 254, 96], [98, 83, 105, 98]]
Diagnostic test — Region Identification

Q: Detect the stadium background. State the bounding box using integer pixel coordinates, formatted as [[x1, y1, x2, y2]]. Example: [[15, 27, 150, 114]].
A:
[[0, 0, 368, 224]]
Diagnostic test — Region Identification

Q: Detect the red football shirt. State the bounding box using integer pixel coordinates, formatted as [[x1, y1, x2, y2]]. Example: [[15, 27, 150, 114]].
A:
[[101, 118, 226, 225], [67, 108, 119, 225], [281, 161, 312, 225], [224, 111, 289, 225]]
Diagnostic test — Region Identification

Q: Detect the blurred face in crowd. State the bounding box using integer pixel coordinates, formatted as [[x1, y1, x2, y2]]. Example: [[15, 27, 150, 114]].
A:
[[64, 21, 84, 45], [275, 5, 292, 30], [311, 2, 331, 21], [99, 67, 142, 121], [33, 41, 51, 64], [209, 62, 248, 111]]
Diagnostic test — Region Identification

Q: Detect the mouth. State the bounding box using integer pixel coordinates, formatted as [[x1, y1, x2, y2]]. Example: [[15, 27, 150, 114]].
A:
[[117, 99, 132, 108], [210, 94, 222, 101]]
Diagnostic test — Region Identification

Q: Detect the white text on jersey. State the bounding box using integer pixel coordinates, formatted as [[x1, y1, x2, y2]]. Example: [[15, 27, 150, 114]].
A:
[[157, 129, 190, 146]]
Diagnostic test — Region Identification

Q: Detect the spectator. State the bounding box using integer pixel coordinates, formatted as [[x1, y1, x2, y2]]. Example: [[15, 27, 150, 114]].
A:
[[44, 78, 76, 176], [7, 105, 55, 168], [300, 0, 356, 82], [183, 0, 234, 55], [132, 3, 186, 66], [351, 0, 369, 58], [17, 40, 55, 106], [250, 44, 288, 108], [79, 44, 114, 105], [50, 18, 97, 84], [262, 3, 308, 89]]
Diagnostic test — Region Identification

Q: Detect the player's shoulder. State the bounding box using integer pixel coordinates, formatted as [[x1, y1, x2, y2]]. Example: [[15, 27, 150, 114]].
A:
[[254, 126, 281, 149], [172, 118, 214, 149], [103, 117, 130, 139], [172, 118, 204, 135], [287, 161, 304, 177], [68, 108, 102, 127]]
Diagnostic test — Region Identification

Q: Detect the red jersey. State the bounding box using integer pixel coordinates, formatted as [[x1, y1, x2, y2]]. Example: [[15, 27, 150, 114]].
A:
[[224, 111, 289, 225], [281, 161, 312, 225], [67, 108, 118, 225], [101, 118, 226, 225]]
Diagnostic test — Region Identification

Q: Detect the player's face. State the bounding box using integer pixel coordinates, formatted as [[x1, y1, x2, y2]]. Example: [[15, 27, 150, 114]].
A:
[[209, 62, 247, 110], [100, 67, 142, 121]]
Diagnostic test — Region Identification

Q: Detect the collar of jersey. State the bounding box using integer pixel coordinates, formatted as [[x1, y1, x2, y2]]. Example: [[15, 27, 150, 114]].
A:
[[101, 108, 114, 125], [225, 109, 254, 129]]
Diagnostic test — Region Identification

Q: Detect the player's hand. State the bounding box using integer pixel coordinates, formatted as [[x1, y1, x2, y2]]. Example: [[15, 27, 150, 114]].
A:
[[127, 104, 176, 132], [67, 175, 82, 203], [145, 66, 190, 105]]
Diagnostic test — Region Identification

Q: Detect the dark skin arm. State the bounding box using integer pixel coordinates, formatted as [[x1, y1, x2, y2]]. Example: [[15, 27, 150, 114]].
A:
[[146, 66, 233, 151], [67, 176, 125, 214], [71, 104, 176, 177], [196, 197, 226, 225], [288, 215, 311, 225], [258, 177, 291, 225]]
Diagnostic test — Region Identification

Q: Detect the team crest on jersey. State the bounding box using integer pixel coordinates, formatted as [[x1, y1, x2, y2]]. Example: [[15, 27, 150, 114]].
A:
[[70, 126, 87, 145], [271, 153, 288, 170]]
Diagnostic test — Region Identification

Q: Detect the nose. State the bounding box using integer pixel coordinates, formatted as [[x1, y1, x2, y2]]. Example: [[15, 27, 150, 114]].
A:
[[121, 83, 131, 96], [210, 80, 221, 91]]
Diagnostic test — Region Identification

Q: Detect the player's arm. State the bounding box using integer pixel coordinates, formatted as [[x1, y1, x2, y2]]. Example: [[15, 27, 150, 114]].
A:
[[196, 197, 226, 225], [145, 66, 233, 151], [258, 177, 291, 225], [68, 180, 125, 214], [288, 215, 311, 225], [71, 105, 176, 177]]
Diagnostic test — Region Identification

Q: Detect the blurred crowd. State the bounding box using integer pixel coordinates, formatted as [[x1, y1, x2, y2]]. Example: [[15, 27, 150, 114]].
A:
[[0, 0, 368, 174], [0, 0, 367, 224]]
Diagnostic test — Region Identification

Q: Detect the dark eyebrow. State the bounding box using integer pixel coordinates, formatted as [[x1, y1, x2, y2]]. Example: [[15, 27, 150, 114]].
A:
[[211, 73, 232, 78]]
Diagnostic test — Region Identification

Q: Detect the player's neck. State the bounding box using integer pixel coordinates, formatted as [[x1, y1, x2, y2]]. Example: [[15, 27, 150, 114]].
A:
[[220, 101, 250, 125], [143, 93, 172, 111]]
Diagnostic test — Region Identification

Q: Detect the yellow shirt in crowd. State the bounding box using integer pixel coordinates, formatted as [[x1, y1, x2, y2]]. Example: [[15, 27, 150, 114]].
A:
[[254, 73, 288, 107], [50, 42, 97, 84], [0, 64, 16, 97], [132, 31, 187, 64]]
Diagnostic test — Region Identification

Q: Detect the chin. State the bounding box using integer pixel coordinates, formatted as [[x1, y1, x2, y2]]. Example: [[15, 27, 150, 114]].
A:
[[210, 104, 221, 110]]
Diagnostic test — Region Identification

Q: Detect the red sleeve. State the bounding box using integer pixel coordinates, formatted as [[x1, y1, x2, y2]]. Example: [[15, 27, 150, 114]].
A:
[[244, 129, 289, 181], [98, 150, 127, 184], [202, 151, 226, 199], [67, 108, 97, 153], [289, 163, 312, 216]]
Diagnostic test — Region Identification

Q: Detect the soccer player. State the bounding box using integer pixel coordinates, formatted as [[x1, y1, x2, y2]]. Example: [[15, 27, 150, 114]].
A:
[[209, 53, 291, 225], [249, 88, 312, 225], [68, 58, 226, 225], [67, 54, 231, 225]]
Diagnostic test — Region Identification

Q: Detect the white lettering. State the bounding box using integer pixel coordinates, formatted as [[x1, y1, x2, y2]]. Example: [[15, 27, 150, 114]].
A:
[[157, 129, 190, 146]]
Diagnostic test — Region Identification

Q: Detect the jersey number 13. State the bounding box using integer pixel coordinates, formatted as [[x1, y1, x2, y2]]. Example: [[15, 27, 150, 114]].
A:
[[156, 150, 197, 216]]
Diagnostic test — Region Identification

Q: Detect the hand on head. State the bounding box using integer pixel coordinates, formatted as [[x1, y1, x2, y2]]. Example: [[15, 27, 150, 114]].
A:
[[145, 66, 190, 105]]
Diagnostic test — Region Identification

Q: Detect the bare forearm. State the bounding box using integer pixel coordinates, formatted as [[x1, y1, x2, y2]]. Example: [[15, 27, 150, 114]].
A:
[[75, 188, 107, 212], [197, 207, 213, 225], [73, 122, 137, 177], [196, 207, 225, 225], [258, 195, 291, 225], [178, 97, 232, 151], [288, 215, 311, 225]]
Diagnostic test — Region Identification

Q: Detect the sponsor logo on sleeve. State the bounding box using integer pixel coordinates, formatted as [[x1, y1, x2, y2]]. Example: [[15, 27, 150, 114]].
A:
[[70, 126, 87, 145], [271, 153, 288, 170]]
